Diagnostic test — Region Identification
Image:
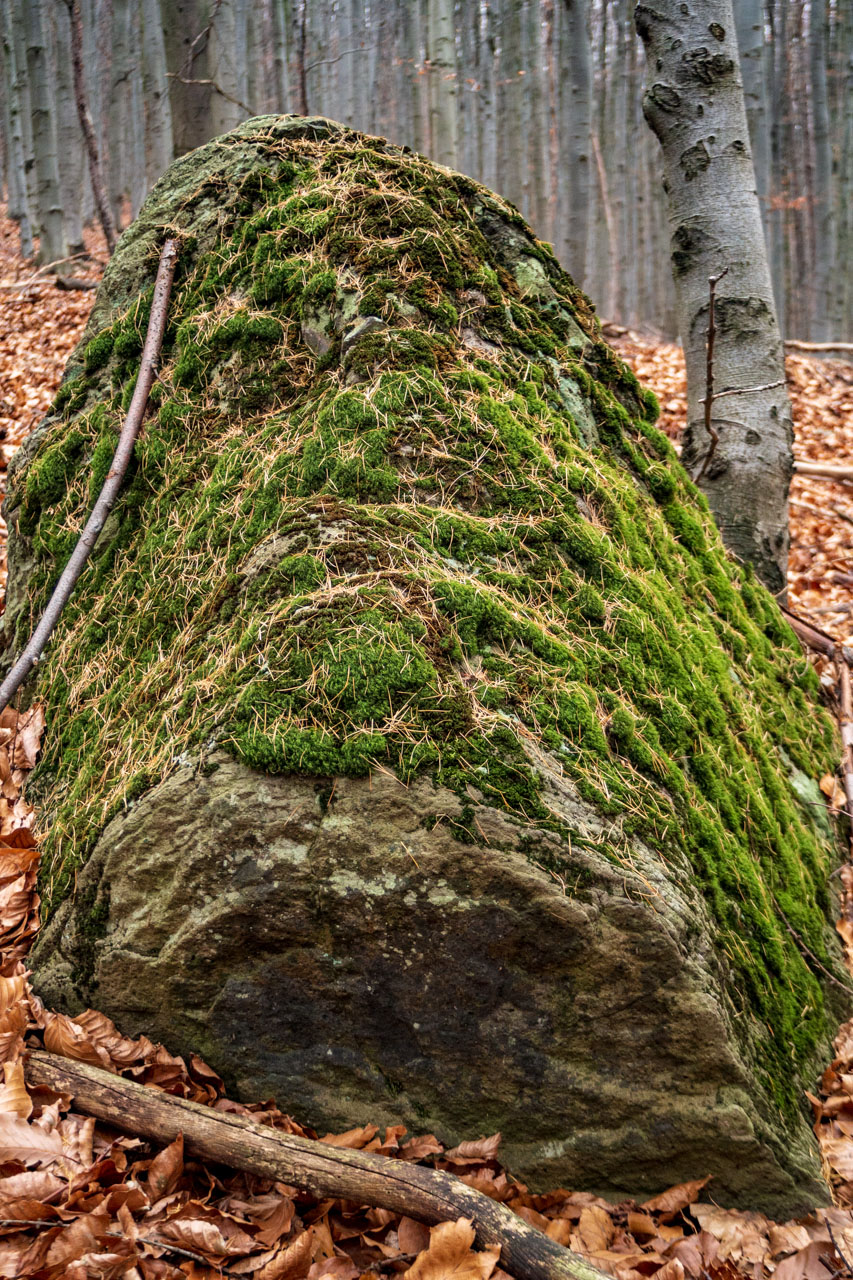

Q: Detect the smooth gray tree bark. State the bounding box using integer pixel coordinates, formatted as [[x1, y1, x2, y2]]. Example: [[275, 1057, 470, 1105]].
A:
[[208, 0, 249, 134], [23, 0, 67, 263], [810, 0, 834, 341], [635, 0, 794, 593], [0, 0, 33, 257], [50, 0, 86, 255], [141, 0, 174, 187], [563, 0, 592, 286], [427, 0, 457, 167], [735, 0, 769, 249]]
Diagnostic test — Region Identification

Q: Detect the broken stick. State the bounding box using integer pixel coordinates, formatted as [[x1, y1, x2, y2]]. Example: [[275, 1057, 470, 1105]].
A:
[[793, 461, 853, 483], [0, 238, 178, 717], [25, 1051, 605, 1280]]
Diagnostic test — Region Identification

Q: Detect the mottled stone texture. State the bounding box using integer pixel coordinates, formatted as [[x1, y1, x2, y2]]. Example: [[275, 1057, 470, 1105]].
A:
[[35, 752, 833, 1215]]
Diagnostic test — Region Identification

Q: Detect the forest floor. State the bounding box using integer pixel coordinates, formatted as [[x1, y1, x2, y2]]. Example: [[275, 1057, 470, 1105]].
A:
[[3, 212, 853, 1278]]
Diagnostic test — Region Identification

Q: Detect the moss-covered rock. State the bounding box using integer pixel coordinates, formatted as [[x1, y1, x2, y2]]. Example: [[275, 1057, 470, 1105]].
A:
[[5, 115, 849, 1214]]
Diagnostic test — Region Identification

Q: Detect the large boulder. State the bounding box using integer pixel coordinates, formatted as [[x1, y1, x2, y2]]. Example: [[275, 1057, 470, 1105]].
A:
[[3, 116, 848, 1216]]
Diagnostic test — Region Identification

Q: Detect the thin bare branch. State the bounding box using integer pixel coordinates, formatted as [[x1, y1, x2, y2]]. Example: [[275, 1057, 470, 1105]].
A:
[[0, 239, 179, 717], [695, 267, 729, 482]]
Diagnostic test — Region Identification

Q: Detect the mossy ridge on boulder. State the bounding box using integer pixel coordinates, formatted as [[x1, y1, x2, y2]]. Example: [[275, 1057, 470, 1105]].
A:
[[1, 116, 847, 1198]]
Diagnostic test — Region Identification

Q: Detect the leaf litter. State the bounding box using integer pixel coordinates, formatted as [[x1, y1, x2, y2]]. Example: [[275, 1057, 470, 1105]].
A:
[[4, 216, 853, 1276]]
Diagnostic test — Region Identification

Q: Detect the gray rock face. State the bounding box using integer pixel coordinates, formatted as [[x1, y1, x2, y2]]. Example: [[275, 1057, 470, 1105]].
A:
[[35, 751, 830, 1216]]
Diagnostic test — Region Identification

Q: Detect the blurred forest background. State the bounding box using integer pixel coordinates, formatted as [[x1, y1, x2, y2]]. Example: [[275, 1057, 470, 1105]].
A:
[[1, 0, 851, 343]]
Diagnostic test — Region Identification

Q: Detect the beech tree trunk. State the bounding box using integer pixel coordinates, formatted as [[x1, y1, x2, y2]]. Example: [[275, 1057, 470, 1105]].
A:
[[810, 0, 833, 340], [0, 0, 33, 257], [140, 0, 173, 187], [564, 0, 592, 286], [635, 0, 794, 595], [427, 0, 457, 168], [62, 0, 117, 255], [23, 0, 67, 264]]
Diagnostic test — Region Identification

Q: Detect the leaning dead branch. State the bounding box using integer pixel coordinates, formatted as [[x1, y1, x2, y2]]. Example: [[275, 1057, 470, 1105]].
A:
[[25, 1052, 605, 1280], [0, 238, 178, 717]]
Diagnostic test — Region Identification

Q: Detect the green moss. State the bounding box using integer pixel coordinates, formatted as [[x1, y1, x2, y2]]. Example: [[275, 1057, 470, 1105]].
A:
[[16, 122, 845, 1126], [83, 329, 115, 373]]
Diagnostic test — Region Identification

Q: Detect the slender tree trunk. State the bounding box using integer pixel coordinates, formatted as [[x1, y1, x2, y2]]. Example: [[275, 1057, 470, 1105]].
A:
[[839, 1, 853, 339], [61, 0, 117, 254], [478, 0, 498, 192], [292, 0, 308, 114], [427, 0, 458, 167], [563, 0, 592, 286], [23, 0, 67, 264], [96, 0, 113, 203], [810, 0, 834, 341], [635, 0, 794, 594], [140, 0, 174, 186], [767, 0, 788, 334], [208, 0, 249, 134], [735, 0, 769, 249], [162, 0, 212, 154], [50, 1, 86, 254], [108, 0, 132, 226], [0, 0, 33, 257]]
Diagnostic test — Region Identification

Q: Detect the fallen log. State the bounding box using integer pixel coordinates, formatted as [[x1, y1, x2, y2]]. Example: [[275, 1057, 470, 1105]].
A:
[[785, 340, 853, 355], [794, 462, 853, 482], [25, 1051, 605, 1280]]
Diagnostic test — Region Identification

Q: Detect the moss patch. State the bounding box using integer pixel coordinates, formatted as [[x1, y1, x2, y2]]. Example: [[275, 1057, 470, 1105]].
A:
[[6, 115, 844, 1122]]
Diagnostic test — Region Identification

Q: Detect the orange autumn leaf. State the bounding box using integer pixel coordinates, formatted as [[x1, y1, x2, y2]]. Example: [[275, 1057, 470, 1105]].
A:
[[406, 1218, 500, 1280]]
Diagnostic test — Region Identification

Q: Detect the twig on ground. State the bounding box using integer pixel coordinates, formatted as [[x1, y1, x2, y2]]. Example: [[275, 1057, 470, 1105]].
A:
[[794, 461, 853, 482], [54, 277, 97, 291], [25, 1051, 606, 1280], [827, 1220, 853, 1276], [695, 268, 728, 482], [788, 497, 853, 526], [785, 340, 853, 355], [838, 660, 853, 855], [0, 238, 178, 717], [0, 1222, 220, 1270], [0, 253, 94, 289], [780, 605, 853, 664]]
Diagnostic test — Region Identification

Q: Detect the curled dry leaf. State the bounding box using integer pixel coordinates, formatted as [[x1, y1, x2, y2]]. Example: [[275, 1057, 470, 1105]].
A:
[[398, 1217, 431, 1256], [641, 1178, 712, 1216], [319, 1124, 379, 1150], [251, 1226, 315, 1280], [43, 1013, 116, 1071], [442, 1134, 502, 1165], [146, 1133, 184, 1200], [405, 1217, 501, 1280], [0, 1110, 64, 1166], [0, 1058, 31, 1118], [577, 1205, 616, 1255]]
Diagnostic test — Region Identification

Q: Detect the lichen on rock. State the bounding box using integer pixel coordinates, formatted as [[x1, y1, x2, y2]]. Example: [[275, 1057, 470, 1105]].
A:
[[3, 115, 849, 1214]]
